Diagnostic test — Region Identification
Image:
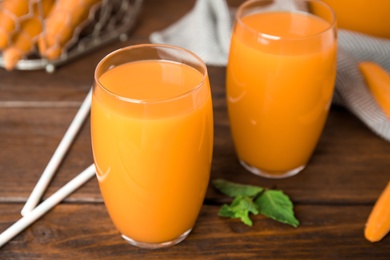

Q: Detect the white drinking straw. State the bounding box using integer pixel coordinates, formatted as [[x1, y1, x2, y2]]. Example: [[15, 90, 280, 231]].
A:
[[0, 164, 96, 248], [21, 88, 92, 216]]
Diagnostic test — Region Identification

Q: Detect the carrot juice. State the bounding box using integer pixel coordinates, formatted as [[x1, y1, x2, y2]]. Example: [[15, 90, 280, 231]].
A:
[[91, 45, 213, 248], [226, 0, 337, 178], [321, 0, 390, 38]]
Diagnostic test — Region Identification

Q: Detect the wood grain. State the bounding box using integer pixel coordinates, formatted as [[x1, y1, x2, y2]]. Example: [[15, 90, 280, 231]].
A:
[[0, 204, 389, 259]]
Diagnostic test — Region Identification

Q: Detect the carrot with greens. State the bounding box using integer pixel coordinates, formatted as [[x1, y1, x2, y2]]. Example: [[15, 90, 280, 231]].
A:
[[2, 0, 54, 70], [365, 181, 390, 242], [0, 0, 31, 49], [38, 0, 101, 60], [359, 61, 390, 119]]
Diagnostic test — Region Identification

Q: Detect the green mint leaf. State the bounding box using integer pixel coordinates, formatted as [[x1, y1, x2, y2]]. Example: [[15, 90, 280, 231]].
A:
[[218, 196, 259, 226], [255, 189, 299, 227], [212, 178, 264, 198]]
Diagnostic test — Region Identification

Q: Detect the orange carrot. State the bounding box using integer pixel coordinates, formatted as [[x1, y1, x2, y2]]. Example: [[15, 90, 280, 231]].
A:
[[0, 0, 31, 49], [359, 61, 390, 119], [2, 0, 54, 70], [38, 0, 101, 60], [365, 181, 390, 242]]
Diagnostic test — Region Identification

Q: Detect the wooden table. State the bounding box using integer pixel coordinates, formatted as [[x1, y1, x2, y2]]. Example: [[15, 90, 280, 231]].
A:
[[1, 0, 389, 258]]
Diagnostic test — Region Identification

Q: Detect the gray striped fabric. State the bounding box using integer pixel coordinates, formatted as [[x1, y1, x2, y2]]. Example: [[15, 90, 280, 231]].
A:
[[336, 31, 390, 141], [150, 0, 232, 66], [150, 0, 390, 141]]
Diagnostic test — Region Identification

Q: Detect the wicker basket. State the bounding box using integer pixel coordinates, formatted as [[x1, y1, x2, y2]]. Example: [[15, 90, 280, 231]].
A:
[[0, 0, 144, 72]]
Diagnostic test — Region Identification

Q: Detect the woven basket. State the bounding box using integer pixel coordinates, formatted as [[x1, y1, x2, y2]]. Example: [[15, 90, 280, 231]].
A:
[[0, 0, 143, 72]]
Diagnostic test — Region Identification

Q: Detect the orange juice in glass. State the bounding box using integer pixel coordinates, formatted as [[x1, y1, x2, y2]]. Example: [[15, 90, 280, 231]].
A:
[[321, 0, 390, 38], [226, 0, 337, 178], [91, 44, 213, 249]]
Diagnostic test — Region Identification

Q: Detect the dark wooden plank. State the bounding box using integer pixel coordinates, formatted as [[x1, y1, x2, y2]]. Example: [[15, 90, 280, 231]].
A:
[[0, 107, 96, 201], [0, 203, 388, 259], [139, 0, 196, 34], [1, 102, 390, 204]]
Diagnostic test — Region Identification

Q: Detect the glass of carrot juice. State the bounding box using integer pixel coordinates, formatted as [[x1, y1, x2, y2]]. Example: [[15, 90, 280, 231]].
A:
[[321, 0, 390, 39], [226, 0, 337, 178], [91, 44, 214, 249]]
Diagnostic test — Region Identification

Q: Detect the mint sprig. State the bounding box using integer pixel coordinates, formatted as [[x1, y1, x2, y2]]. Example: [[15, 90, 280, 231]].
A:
[[213, 178, 264, 198], [212, 179, 299, 227], [219, 196, 259, 226]]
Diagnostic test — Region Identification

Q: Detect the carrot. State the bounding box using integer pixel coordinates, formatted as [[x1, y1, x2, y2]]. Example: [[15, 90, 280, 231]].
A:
[[359, 61, 390, 119], [0, 0, 31, 49], [38, 0, 101, 60], [365, 181, 390, 242], [2, 0, 54, 70]]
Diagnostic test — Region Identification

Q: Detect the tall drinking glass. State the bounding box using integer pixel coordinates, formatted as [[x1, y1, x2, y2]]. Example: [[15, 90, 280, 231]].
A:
[[226, 0, 337, 178], [91, 44, 214, 249], [321, 0, 390, 38]]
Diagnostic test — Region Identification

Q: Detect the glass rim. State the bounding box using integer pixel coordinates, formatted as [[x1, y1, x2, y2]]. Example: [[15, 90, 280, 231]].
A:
[[235, 0, 337, 41], [94, 43, 208, 104]]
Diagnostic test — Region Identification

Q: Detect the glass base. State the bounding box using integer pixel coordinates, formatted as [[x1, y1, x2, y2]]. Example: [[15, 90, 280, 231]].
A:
[[239, 160, 305, 179], [121, 229, 192, 249]]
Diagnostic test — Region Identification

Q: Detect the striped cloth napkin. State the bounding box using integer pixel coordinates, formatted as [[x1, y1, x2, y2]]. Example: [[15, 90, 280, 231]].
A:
[[150, 0, 390, 141]]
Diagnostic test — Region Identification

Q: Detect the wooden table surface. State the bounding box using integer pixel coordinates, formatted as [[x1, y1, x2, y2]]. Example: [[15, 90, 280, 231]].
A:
[[1, 0, 390, 259]]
